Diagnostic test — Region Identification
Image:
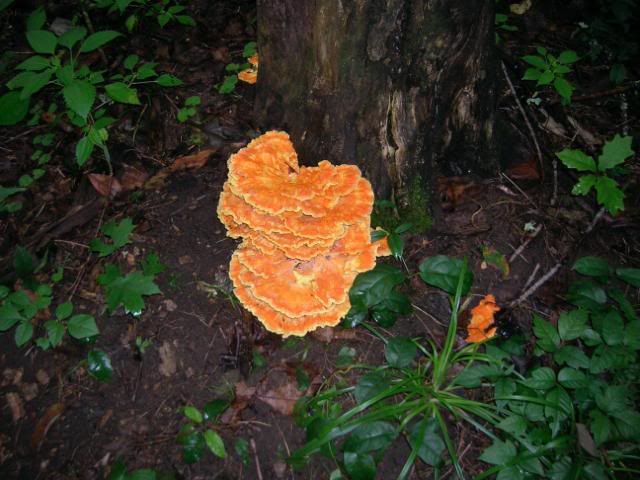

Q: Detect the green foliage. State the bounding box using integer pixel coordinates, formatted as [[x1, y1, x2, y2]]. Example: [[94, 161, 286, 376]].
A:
[[0, 7, 184, 167], [177, 95, 200, 122], [291, 258, 503, 478], [90, 218, 136, 257], [218, 41, 257, 94], [87, 348, 114, 381], [0, 284, 52, 348], [471, 256, 640, 479], [98, 263, 162, 316], [343, 264, 411, 329], [521, 46, 579, 103], [177, 400, 230, 463], [108, 459, 174, 480], [93, 0, 195, 31], [556, 134, 634, 215], [495, 12, 518, 44]]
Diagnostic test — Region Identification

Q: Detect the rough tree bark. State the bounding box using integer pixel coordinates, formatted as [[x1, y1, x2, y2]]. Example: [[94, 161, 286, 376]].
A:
[[255, 0, 496, 229]]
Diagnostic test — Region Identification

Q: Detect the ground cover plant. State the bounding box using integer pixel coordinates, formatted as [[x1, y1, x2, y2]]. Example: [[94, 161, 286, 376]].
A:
[[0, 1, 639, 479]]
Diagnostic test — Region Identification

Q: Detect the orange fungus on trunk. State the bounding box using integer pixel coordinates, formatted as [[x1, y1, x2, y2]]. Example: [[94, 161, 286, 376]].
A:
[[217, 131, 390, 336]]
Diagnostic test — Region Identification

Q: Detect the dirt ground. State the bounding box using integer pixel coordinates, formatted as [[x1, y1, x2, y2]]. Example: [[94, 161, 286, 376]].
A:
[[1, 1, 639, 479]]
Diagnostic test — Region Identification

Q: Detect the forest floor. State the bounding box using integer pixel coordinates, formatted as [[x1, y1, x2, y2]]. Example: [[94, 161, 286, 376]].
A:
[[1, 1, 639, 480]]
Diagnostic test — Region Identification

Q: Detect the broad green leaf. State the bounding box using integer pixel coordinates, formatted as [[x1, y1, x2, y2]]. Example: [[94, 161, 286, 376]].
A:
[[494, 377, 516, 409], [589, 344, 616, 374], [522, 367, 556, 391], [16, 55, 50, 71], [558, 309, 588, 341], [532, 314, 560, 352], [90, 218, 136, 256], [522, 55, 547, 69], [537, 69, 554, 85], [384, 337, 416, 368], [63, 80, 96, 119], [105, 82, 140, 105], [137, 62, 157, 80], [354, 371, 387, 404], [141, 253, 166, 276], [0, 186, 25, 203], [418, 255, 472, 295], [545, 386, 572, 433], [590, 409, 611, 446], [556, 149, 596, 172], [343, 421, 396, 454], [566, 281, 607, 310], [79, 31, 121, 53], [557, 367, 587, 389], [593, 309, 624, 346], [594, 176, 624, 215], [67, 314, 99, 339], [522, 68, 541, 81], [26, 6, 46, 31], [598, 134, 633, 172], [55, 301, 73, 320], [218, 75, 238, 94], [234, 438, 250, 466], [608, 288, 638, 322], [453, 364, 503, 388], [625, 321, 640, 350], [479, 439, 517, 465], [349, 264, 405, 308], [203, 399, 229, 422], [408, 417, 444, 466], [180, 430, 205, 464], [370, 306, 397, 328], [553, 77, 574, 102], [343, 452, 375, 480], [26, 30, 57, 54], [58, 27, 87, 49], [549, 458, 574, 480], [123, 54, 139, 70], [101, 271, 161, 315], [387, 232, 403, 259], [295, 366, 310, 391], [243, 41, 257, 57], [482, 245, 509, 276], [156, 74, 183, 87], [15, 320, 34, 347], [609, 63, 626, 85], [0, 303, 23, 331], [185, 95, 201, 106], [183, 406, 203, 423], [596, 385, 628, 416], [204, 429, 226, 458], [87, 349, 113, 381], [557, 50, 579, 64], [554, 345, 590, 369], [496, 415, 527, 437], [616, 268, 640, 287], [0, 91, 30, 125], [572, 256, 611, 278], [44, 319, 65, 347], [13, 245, 34, 279], [176, 15, 196, 26], [127, 469, 157, 480], [497, 467, 524, 480], [75, 136, 94, 166]]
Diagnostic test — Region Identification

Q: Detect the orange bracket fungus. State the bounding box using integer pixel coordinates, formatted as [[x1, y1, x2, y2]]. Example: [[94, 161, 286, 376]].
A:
[[217, 131, 390, 336], [238, 54, 258, 84], [465, 294, 500, 343]]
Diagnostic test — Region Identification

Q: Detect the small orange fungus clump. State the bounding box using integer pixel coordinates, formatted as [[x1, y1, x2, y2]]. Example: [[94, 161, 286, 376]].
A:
[[238, 54, 258, 84], [465, 294, 500, 343], [217, 131, 390, 336]]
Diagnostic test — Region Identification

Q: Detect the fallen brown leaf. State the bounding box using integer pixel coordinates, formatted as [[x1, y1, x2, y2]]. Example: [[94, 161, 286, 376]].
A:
[[258, 381, 302, 416], [120, 164, 149, 191], [506, 158, 541, 180], [31, 403, 65, 450], [6, 393, 24, 422], [158, 341, 177, 377], [168, 148, 216, 172], [88, 174, 122, 197]]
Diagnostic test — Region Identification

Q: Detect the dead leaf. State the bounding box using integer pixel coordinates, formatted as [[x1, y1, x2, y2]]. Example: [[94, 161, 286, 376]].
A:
[[120, 164, 149, 191], [2, 368, 23, 387], [169, 149, 216, 172], [88, 174, 122, 197], [437, 176, 477, 210], [6, 393, 25, 422], [234, 381, 256, 401], [258, 381, 302, 416], [20, 383, 38, 401], [577, 423, 599, 457], [36, 369, 50, 386], [163, 299, 178, 312], [158, 341, 177, 377], [506, 159, 540, 180], [212, 46, 231, 63], [31, 403, 65, 450]]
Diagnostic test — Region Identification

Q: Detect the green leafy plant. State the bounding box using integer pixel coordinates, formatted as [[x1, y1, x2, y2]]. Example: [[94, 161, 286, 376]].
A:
[[108, 459, 174, 480], [556, 134, 634, 215], [97, 260, 162, 316], [522, 47, 579, 103], [468, 255, 640, 479], [495, 12, 518, 44], [290, 257, 507, 479], [135, 335, 152, 355], [218, 41, 257, 94], [0, 7, 183, 166], [93, 0, 195, 31], [37, 301, 99, 350], [342, 264, 412, 329], [177, 95, 200, 122], [0, 186, 26, 214], [87, 348, 114, 381], [371, 222, 412, 260], [177, 400, 230, 463], [90, 218, 136, 257], [0, 284, 52, 347]]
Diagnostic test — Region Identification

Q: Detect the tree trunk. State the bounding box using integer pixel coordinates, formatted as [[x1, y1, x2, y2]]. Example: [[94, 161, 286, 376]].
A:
[[255, 0, 496, 230]]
